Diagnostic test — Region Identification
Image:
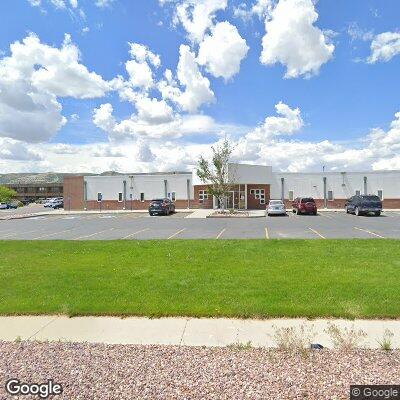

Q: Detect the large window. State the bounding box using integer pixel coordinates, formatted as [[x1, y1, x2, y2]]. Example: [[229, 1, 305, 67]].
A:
[[118, 192, 123, 202], [288, 190, 294, 201], [97, 192, 102, 202], [250, 188, 265, 205], [198, 190, 208, 203], [377, 190, 383, 200], [328, 190, 334, 201], [140, 193, 145, 202], [355, 190, 361, 196]]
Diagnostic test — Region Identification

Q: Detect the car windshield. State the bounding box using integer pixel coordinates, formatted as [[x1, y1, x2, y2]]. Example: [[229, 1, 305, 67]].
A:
[[151, 199, 165, 203], [362, 195, 380, 201], [301, 198, 315, 203], [269, 200, 283, 205]]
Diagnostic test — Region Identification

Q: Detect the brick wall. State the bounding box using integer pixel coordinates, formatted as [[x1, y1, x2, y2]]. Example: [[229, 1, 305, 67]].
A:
[[86, 199, 190, 211], [63, 176, 84, 210], [247, 184, 270, 210]]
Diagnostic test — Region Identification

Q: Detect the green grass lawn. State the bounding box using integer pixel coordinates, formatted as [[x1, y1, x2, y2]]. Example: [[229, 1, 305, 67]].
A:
[[1, 240, 399, 319]]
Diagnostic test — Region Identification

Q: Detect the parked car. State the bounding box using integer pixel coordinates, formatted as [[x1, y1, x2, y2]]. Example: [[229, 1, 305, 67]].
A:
[[52, 200, 64, 209], [6, 201, 18, 209], [44, 198, 62, 207], [266, 199, 286, 216], [148, 198, 175, 216], [345, 195, 382, 216], [0, 202, 8, 210], [292, 197, 317, 215]]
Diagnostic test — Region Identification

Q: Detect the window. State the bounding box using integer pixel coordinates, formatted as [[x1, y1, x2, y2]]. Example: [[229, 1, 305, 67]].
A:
[[250, 188, 265, 205], [118, 192, 123, 202], [168, 192, 176, 201], [377, 190, 383, 200], [140, 193, 145, 202], [198, 190, 208, 203], [328, 190, 334, 201], [289, 191, 294, 201], [97, 192, 102, 202], [355, 190, 361, 196]]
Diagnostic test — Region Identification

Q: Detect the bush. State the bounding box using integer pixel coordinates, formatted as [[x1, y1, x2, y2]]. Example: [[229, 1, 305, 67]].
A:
[[0, 186, 17, 203]]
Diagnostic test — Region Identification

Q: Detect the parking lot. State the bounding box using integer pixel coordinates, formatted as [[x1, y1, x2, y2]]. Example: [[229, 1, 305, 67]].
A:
[[0, 210, 400, 240]]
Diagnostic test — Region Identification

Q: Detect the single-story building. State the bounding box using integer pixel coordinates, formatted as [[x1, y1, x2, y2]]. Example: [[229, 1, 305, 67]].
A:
[[63, 164, 400, 210]]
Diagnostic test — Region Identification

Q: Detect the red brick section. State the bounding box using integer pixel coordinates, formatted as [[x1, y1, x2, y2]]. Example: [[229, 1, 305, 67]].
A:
[[247, 184, 270, 210], [85, 199, 190, 211], [63, 176, 84, 210], [193, 184, 271, 210]]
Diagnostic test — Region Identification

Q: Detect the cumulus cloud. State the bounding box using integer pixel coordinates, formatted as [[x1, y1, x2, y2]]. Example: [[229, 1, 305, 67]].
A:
[[95, 0, 114, 7], [368, 32, 400, 63], [159, 45, 214, 113], [92, 145, 124, 157], [0, 139, 43, 161], [197, 21, 249, 80], [136, 141, 156, 162], [260, 0, 335, 78], [234, 0, 272, 20], [0, 33, 109, 143], [173, 0, 228, 43]]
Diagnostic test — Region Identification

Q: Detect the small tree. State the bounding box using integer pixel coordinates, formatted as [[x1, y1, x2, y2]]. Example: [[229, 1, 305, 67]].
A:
[[196, 140, 235, 212], [0, 186, 17, 203]]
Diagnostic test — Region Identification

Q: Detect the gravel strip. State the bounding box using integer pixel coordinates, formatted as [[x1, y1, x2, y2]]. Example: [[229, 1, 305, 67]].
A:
[[0, 341, 399, 399]]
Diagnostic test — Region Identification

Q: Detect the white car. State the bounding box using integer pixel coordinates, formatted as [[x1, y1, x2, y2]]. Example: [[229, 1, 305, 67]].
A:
[[0, 202, 8, 210], [266, 200, 286, 216]]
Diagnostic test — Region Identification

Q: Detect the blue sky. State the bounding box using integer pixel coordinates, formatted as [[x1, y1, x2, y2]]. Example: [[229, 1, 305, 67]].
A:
[[0, 0, 400, 173]]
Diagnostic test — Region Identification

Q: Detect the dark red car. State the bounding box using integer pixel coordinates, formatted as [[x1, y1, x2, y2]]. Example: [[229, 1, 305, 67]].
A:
[[292, 197, 317, 215]]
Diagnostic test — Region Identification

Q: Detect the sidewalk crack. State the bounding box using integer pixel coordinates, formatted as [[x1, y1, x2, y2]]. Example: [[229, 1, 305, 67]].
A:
[[179, 319, 189, 346], [27, 317, 58, 341]]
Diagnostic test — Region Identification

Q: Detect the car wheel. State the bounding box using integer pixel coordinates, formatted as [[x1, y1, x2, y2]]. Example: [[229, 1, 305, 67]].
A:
[[313, 211, 317, 216], [355, 207, 360, 216], [375, 211, 381, 216]]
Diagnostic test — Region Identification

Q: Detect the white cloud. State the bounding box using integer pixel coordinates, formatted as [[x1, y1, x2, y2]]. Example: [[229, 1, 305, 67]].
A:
[[173, 0, 227, 43], [260, 0, 335, 78], [0, 33, 109, 143], [124, 43, 161, 90], [0, 139, 43, 161], [69, 0, 78, 8], [92, 145, 124, 157], [136, 141, 155, 162], [234, 0, 272, 20], [95, 0, 114, 7], [161, 45, 214, 113], [197, 21, 249, 80], [246, 102, 304, 141], [28, 0, 42, 6], [368, 32, 400, 63]]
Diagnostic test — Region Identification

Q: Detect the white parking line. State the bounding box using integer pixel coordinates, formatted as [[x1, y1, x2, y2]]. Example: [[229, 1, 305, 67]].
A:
[[216, 228, 226, 239], [265, 227, 269, 239], [308, 227, 326, 239], [167, 228, 186, 240], [32, 229, 74, 240], [354, 227, 385, 238], [73, 228, 115, 240], [122, 228, 149, 239], [319, 213, 334, 219]]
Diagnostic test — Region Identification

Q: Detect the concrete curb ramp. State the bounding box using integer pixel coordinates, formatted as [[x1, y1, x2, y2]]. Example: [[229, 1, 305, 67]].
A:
[[1, 316, 400, 349]]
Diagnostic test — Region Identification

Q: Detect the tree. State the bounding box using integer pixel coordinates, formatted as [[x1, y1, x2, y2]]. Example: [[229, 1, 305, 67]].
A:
[[196, 139, 235, 212], [0, 186, 17, 203]]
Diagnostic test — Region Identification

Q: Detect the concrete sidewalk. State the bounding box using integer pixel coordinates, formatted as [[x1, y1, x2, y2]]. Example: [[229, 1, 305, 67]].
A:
[[1, 316, 399, 348]]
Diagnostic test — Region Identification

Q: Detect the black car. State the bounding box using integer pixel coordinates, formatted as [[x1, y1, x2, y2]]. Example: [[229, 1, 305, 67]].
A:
[[148, 198, 175, 216], [52, 200, 64, 209], [345, 195, 382, 216]]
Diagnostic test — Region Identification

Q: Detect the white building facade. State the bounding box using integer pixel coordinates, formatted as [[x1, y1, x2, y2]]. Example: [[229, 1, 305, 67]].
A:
[[64, 165, 400, 210]]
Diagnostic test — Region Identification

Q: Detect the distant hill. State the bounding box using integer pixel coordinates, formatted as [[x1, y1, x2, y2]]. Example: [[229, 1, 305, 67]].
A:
[[0, 172, 122, 185]]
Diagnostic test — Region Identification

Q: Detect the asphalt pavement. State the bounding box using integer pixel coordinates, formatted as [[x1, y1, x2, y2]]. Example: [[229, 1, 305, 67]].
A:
[[1, 210, 400, 239]]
